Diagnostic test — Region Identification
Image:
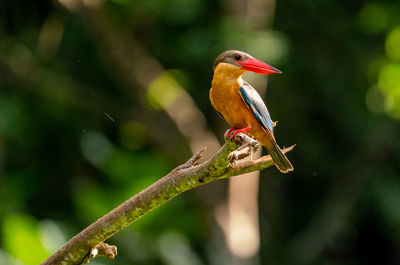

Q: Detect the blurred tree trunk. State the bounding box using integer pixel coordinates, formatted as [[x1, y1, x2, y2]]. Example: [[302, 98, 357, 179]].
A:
[[217, 1, 277, 265]]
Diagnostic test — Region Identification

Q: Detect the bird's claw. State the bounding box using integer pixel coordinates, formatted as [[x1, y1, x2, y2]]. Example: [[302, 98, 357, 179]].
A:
[[224, 126, 252, 143], [228, 134, 259, 162], [224, 127, 237, 141]]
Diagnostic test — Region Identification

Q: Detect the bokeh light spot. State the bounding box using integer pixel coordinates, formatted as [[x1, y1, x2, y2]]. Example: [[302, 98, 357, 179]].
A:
[[359, 3, 389, 34], [80, 130, 113, 167], [378, 63, 400, 94], [385, 94, 400, 119], [378, 63, 400, 118], [39, 220, 67, 253], [147, 72, 183, 109], [246, 31, 289, 64], [366, 86, 385, 113], [2, 213, 48, 265], [386, 27, 400, 61], [158, 231, 203, 265]]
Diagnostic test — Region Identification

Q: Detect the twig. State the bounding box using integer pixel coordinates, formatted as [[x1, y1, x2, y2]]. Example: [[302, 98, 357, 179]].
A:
[[40, 133, 294, 265], [82, 242, 117, 263]]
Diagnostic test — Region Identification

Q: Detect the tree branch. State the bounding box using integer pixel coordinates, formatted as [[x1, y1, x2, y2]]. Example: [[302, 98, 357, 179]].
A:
[[40, 133, 294, 265]]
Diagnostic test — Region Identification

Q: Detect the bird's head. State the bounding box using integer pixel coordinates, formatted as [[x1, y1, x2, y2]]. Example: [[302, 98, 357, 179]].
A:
[[213, 50, 282, 75]]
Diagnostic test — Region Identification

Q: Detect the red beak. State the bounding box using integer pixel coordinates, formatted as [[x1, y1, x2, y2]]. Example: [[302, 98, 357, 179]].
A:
[[238, 58, 282, 75]]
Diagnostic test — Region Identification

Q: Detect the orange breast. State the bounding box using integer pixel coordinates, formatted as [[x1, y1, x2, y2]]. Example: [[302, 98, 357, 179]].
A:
[[209, 64, 259, 129], [210, 82, 250, 128], [210, 63, 275, 148]]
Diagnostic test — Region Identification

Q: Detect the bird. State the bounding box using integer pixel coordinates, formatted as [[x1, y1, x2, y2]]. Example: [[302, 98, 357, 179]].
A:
[[209, 50, 293, 173]]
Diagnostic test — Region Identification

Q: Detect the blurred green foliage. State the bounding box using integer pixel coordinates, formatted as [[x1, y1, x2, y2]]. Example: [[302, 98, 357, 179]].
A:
[[1, 0, 400, 265], [3, 213, 48, 265]]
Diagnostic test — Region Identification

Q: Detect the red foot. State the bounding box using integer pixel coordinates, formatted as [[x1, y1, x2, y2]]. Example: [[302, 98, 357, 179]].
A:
[[226, 127, 237, 136], [224, 127, 237, 139], [229, 125, 252, 139]]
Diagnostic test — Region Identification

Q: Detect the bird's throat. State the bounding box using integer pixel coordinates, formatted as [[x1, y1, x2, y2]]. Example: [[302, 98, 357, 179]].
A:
[[212, 62, 244, 88]]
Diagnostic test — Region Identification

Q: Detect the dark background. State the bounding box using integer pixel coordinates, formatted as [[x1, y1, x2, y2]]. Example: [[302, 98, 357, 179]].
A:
[[1, 0, 400, 265]]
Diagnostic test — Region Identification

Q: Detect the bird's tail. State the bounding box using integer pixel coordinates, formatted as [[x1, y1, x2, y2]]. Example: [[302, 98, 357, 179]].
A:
[[261, 128, 293, 173], [267, 143, 293, 173]]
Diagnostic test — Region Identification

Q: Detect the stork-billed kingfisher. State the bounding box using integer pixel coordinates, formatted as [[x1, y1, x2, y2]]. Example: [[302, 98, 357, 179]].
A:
[[210, 50, 293, 173]]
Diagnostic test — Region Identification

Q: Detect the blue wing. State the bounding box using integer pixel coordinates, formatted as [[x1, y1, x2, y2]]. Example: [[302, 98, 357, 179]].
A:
[[239, 82, 274, 132]]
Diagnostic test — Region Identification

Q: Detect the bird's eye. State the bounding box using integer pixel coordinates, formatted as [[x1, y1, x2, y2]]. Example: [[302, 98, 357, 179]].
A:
[[234, 55, 241, 61]]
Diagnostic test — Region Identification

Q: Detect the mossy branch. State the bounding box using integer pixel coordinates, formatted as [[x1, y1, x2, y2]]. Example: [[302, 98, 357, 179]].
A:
[[40, 133, 294, 265]]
